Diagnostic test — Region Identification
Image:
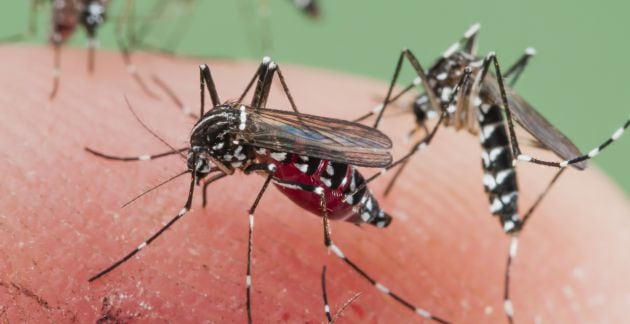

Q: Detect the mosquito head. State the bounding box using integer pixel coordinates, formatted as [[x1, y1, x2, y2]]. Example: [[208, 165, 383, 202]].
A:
[[430, 52, 474, 87], [186, 150, 214, 179], [80, 0, 107, 38], [188, 105, 242, 178]]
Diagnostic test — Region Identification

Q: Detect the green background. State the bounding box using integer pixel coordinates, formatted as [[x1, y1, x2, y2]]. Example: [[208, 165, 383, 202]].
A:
[[1, 1, 628, 193]]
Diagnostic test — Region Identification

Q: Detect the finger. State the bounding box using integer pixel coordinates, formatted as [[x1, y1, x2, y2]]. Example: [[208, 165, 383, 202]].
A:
[[0, 45, 628, 323]]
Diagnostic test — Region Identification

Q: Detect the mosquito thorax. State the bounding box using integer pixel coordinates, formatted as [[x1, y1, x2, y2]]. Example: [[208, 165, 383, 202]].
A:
[[188, 104, 254, 177], [80, 0, 106, 37]]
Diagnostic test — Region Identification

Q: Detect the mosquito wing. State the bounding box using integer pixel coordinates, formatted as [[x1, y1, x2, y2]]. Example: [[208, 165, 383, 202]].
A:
[[238, 106, 392, 167], [481, 75, 586, 170]]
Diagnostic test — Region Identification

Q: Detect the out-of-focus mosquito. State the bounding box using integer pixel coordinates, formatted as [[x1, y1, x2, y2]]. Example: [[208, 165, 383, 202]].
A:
[[1, 0, 156, 99]]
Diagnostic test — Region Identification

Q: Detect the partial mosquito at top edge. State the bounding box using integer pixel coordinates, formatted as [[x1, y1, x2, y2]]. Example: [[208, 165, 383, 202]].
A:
[[352, 23, 630, 324], [1, 0, 158, 99], [85, 57, 452, 323]]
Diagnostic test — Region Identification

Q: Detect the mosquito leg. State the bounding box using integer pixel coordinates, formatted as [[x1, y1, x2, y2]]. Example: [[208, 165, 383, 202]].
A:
[[460, 23, 481, 55], [373, 49, 442, 128], [201, 172, 228, 207], [382, 158, 411, 196], [479, 52, 630, 169], [199, 64, 221, 115], [115, 33, 159, 99], [146, 61, 222, 120], [241, 163, 276, 324], [88, 170, 197, 282], [274, 64, 304, 115], [321, 265, 333, 323], [84, 147, 188, 162], [501, 168, 566, 324], [515, 116, 629, 168], [314, 186, 450, 323], [242, 57, 274, 107], [503, 48, 536, 87], [49, 44, 61, 100]]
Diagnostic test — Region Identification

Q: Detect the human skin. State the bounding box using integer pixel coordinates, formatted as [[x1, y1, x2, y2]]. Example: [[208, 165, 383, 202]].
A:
[[0, 45, 629, 323]]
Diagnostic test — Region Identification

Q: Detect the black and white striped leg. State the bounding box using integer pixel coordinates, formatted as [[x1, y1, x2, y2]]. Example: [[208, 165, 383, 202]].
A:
[[502, 168, 566, 324], [50, 44, 61, 100], [199, 63, 221, 116], [88, 169, 196, 282], [515, 117, 630, 168], [503, 48, 536, 87], [316, 187, 450, 323], [247, 57, 277, 108], [478, 52, 630, 169], [373, 49, 442, 128], [438, 23, 481, 59], [242, 163, 277, 324], [356, 24, 482, 125], [84, 147, 188, 162], [238, 56, 304, 115], [321, 265, 333, 323], [153, 57, 272, 120]]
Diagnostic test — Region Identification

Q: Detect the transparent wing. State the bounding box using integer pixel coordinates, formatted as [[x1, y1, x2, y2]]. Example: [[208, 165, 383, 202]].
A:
[[481, 75, 586, 170], [239, 106, 392, 167]]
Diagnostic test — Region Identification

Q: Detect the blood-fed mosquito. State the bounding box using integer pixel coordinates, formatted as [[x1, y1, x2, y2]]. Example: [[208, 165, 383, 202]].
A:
[[358, 23, 630, 323], [85, 58, 454, 323], [2, 0, 155, 99]]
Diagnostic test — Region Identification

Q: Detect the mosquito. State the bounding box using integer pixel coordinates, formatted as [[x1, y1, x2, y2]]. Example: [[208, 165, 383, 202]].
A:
[[290, 0, 321, 19], [85, 57, 461, 323], [357, 23, 630, 323], [2, 0, 156, 99]]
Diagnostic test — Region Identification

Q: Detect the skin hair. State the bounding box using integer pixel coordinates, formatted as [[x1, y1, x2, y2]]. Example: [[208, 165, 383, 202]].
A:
[[0, 44, 629, 323]]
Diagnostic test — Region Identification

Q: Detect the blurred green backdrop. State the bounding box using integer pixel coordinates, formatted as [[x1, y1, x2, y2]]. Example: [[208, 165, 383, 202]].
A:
[[1, 0, 628, 193]]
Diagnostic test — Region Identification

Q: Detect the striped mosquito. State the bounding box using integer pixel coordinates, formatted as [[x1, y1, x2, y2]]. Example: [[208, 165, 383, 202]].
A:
[[84, 57, 465, 323], [356, 23, 629, 323]]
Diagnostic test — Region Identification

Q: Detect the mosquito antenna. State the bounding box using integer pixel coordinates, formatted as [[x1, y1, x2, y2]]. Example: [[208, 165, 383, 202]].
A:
[[321, 266, 333, 323], [121, 169, 191, 208], [123, 95, 186, 160]]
